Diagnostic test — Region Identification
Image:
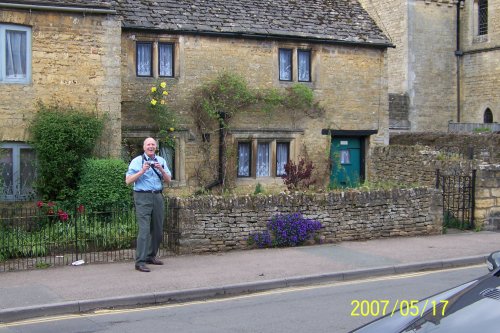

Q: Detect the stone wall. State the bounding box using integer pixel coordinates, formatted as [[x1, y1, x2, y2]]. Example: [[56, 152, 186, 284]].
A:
[[0, 8, 122, 157], [167, 188, 442, 254], [476, 164, 500, 231]]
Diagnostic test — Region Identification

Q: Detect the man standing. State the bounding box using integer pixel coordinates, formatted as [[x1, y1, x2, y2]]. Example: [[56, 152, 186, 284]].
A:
[[126, 137, 171, 272]]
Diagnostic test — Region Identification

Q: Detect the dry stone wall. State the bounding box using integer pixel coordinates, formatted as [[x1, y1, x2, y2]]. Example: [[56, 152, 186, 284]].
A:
[[167, 188, 442, 254]]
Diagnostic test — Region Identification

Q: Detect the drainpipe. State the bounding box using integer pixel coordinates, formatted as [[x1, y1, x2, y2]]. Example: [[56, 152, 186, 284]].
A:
[[205, 112, 227, 190], [455, 1, 464, 123]]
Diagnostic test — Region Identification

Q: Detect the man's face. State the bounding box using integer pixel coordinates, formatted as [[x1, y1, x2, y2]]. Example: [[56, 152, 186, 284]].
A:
[[143, 138, 157, 157]]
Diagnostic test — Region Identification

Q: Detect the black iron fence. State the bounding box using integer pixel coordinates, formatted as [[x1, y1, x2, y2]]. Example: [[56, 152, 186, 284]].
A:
[[0, 202, 178, 272], [436, 169, 476, 230]]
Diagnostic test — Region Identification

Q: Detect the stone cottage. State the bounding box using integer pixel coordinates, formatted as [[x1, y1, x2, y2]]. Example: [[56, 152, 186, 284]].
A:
[[0, 0, 393, 199]]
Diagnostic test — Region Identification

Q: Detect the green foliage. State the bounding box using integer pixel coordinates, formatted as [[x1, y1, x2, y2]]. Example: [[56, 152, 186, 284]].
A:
[[76, 158, 132, 211], [473, 127, 491, 133], [148, 81, 178, 150], [29, 102, 104, 201], [254, 183, 264, 195]]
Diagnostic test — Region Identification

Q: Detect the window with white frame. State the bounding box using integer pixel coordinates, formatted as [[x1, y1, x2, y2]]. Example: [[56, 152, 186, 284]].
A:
[[279, 47, 312, 82], [136, 40, 175, 78], [0, 24, 31, 84], [237, 139, 291, 178], [0, 142, 36, 200]]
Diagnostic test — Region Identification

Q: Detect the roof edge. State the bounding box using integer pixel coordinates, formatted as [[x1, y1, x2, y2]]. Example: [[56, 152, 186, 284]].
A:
[[0, 2, 116, 14]]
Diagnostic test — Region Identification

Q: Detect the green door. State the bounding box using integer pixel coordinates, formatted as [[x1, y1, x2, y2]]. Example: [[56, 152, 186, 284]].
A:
[[330, 137, 362, 188]]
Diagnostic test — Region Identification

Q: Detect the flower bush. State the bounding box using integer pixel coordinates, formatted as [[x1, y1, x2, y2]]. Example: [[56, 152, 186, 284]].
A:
[[248, 213, 322, 248], [148, 81, 178, 150], [36, 201, 71, 223]]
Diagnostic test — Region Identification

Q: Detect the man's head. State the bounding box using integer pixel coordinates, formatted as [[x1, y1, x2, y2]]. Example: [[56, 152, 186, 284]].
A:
[[143, 137, 157, 158]]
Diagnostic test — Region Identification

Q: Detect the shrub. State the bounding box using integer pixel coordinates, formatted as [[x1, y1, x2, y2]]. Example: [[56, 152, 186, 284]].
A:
[[76, 158, 132, 211], [29, 102, 104, 201], [281, 158, 315, 191], [248, 213, 322, 248]]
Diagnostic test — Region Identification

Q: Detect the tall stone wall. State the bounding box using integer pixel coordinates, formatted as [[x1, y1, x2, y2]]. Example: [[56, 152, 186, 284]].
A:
[[476, 164, 500, 231], [0, 8, 122, 157], [167, 188, 442, 254]]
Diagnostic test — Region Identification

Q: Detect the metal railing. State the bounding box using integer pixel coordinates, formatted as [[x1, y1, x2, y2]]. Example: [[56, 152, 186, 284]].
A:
[[0, 203, 177, 272]]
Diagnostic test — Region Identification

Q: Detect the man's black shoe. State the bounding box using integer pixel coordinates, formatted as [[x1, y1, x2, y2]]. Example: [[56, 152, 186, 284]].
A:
[[146, 258, 164, 265], [135, 265, 150, 272]]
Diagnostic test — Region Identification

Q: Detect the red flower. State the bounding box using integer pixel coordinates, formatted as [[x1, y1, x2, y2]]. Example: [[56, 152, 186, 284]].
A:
[[47, 202, 55, 207], [77, 204, 85, 213], [47, 209, 54, 215], [58, 211, 69, 221], [36, 201, 44, 208]]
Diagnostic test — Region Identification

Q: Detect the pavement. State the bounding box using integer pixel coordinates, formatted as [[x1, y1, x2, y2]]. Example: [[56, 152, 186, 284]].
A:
[[0, 230, 499, 323]]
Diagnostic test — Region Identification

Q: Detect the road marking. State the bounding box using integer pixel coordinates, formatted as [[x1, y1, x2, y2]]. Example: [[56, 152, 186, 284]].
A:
[[0, 264, 484, 328]]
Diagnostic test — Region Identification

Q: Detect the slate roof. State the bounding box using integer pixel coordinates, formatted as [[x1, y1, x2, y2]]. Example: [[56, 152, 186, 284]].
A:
[[112, 0, 391, 47], [2, 0, 391, 46]]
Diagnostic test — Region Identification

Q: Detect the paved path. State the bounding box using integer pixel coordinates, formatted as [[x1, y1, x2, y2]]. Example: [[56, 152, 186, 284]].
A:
[[0, 231, 499, 323]]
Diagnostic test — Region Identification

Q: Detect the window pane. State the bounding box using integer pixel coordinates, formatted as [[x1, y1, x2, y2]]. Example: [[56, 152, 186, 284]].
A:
[[279, 49, 292, 81], [479, 0, 488, 35], [159, 43, 173, 77], [238, 142, 251, 177], [136, 42, 152, 76], [257, 143, 270, 177], [19, 148, 36, 196], [0, 148, 13, 196], [340, 150, 350, 164], [276, 142, 289, 176], [6, 29, 27, 79], [298, 50, 311, 82], [159, 145, 175, 180]]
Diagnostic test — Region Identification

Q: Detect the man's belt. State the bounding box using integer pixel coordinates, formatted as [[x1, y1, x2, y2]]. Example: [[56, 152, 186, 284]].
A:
[[134, 190, 162, 194]]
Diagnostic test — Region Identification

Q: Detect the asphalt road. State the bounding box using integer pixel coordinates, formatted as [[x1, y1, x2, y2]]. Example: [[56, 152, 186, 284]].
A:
[[0, 265, 488, 333]]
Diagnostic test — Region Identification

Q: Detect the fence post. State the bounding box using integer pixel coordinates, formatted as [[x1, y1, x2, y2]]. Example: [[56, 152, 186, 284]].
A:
[[471, 169, 476, 229], [435, 169, 440, 189], [74, 206, 79, 261]]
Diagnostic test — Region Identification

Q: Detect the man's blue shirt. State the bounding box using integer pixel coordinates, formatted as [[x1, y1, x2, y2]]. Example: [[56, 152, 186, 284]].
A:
[[126, 154, 171, 191]]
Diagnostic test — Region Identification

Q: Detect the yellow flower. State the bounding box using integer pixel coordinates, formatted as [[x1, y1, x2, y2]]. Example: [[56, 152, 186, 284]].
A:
[[162, 91, 169, 96], [160, 100, 165, 105], [151, 87, 157, 93], [151, 99, 157, 106], [160, 82, 167, 88], [169, 127, 175, 132]]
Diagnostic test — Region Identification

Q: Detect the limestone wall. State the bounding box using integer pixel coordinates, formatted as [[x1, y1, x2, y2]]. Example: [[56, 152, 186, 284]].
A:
[[167, 188, 442, 254], [0, 8, 122, 157]]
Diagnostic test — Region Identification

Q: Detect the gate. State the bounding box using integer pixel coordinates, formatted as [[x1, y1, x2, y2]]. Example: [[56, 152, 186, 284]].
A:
[[435, 169, 476, 230]]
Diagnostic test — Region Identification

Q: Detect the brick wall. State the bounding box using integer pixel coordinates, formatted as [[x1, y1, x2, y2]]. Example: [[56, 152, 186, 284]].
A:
[[0, 8, 122, 157], [167, 188, 442, 254]]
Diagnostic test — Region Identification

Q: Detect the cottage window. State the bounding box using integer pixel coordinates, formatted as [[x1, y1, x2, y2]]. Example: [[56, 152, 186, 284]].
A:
[[136, 42, 152, 76], [0, 25, 31, 84], [159, 144, 175, 180], [158, 42, 174, 77], [298, 50, 311, 82], [279, 48, 293, 81], [276, 142, 290, 176], [0, 142, 36, 201], [237, 139, 291, 178]]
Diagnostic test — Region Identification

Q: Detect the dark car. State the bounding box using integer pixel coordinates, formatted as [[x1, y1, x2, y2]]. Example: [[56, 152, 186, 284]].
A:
[[349, 251, 500, 333]]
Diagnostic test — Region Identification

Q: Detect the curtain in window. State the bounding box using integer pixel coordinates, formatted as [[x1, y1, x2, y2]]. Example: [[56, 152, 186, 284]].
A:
[[19, 148, 36, 196], [6, 30, 27, 79], [257, 143, 270, 177], [276, 143, 289, 176], [279, 49, 292, 81], [0, 148, 13, 196], [137, 43, 152, 76], [298, 50, 310, 82], [238, 143, 250, 177], [159, 145, 175, 179], [159, 43, 173, 77]]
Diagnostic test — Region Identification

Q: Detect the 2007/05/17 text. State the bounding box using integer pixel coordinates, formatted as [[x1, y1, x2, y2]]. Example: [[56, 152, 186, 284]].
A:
[[351, 299, 449, 317]]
